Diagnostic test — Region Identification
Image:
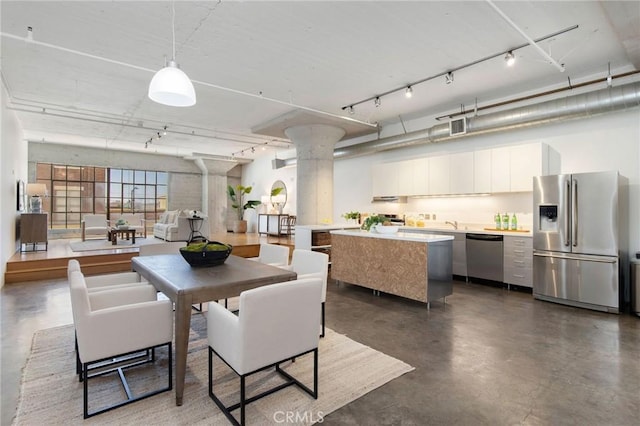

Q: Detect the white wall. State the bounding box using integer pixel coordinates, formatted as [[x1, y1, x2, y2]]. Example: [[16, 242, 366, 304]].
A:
[[1, 83, 27, 287], [243, 109, 640, 261], [242, 152, 297, 233]]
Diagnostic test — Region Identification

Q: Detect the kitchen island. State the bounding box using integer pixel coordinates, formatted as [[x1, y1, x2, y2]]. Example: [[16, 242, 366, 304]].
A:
[[330, 230, 454, 306]]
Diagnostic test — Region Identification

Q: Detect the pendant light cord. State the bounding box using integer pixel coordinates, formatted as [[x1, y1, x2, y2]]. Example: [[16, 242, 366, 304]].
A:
[[171, 1, 176, 60]]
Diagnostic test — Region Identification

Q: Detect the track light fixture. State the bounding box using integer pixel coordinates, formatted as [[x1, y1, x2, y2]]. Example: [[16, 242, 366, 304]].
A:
[[163, 125, 168, 136], [405, 86, 413, 98], [348, 105, 355, 115], [339, 25, 578, 112], [505, 51, 515, 66], [445, 72, 454, 85], [607, 62, 612, 87]]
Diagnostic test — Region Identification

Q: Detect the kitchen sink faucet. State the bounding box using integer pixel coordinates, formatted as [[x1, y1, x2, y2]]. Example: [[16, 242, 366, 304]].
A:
[[445, 221, 458, 230]]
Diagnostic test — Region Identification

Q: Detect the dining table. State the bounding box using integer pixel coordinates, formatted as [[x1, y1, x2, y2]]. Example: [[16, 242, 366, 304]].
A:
[[132, 254, 297, 406]]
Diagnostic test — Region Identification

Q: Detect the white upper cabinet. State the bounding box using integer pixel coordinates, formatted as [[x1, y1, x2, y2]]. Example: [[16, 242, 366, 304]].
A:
[[372, 142, 558, 196], [371, 162, 399, 196], [397, 159, 416, 196], [449, 152, 474, 194], [490, 143, 558, 193], [490, 146, 511, 193], [473, 149, 492, 193], [510, 143, 549, 192], [397, 158, 429, 196], [413, 158, 429, 195], [428, 155, 450, 195]]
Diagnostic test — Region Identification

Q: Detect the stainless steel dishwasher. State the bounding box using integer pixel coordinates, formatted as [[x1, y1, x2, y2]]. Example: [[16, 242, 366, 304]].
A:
[[466, 233, 504, 282]]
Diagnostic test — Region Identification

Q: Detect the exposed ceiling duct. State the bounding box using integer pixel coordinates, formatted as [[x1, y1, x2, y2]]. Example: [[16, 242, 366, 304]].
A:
[[330, 81, 640, 160]]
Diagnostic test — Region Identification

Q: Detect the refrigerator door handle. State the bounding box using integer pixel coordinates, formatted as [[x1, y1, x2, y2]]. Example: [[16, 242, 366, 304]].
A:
[[565, 179, 571, 246], [533, 252, 618, 264], [572, 179, 578, 247]]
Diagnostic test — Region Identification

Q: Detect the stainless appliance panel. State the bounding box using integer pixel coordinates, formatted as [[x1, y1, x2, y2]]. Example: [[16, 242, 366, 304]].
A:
[[533, 251, 619, 312], [632, 261, 640, 316], [466, 234, 503, 282], [571, 171, 618, 256], [533, 174, 571, 253]]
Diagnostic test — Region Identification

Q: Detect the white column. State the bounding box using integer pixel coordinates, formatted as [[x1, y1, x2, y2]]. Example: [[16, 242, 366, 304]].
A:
[[193, 159, 237, 234], [284, 124, 345, 226]]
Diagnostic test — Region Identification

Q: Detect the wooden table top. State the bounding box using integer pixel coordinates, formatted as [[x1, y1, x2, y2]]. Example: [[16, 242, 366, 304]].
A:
[[132, 254, 297, 303]]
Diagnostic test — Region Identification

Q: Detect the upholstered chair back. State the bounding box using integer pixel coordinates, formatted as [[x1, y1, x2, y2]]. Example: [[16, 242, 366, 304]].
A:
[[208, 277, 322, 375], [256, 243, 290, 266], [289, 249, 329, 303]]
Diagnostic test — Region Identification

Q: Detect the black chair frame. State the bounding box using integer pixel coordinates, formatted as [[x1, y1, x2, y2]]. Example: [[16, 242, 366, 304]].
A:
[[75, 332, 154, 380], [81, 341, 172, 419], [321, 302, 325, 338], [208, 346, 318, 426]]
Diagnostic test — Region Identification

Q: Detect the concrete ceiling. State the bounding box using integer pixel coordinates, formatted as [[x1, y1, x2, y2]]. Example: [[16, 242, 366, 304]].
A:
[[1, 1, 638, 161]]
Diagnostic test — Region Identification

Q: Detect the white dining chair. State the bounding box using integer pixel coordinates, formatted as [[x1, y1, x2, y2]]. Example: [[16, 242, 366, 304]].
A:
[[286, 249, 329, 337], [69, 270, 173, 418], [249, 243, 290, 267], [207, 277, 322, 426]]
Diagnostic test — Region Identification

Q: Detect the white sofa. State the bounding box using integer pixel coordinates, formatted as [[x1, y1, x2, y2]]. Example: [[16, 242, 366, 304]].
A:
[[153, 210, 208, 242]]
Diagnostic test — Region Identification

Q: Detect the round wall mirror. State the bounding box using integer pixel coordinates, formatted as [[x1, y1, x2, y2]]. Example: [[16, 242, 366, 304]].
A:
[[270, 180, 287, 212]]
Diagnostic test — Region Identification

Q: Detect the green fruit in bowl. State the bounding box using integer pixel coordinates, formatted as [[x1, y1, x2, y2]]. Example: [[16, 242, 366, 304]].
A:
[[182, 242, 230, 252]]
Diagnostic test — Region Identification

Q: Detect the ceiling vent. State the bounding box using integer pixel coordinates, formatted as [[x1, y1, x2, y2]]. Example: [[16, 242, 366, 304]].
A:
[[449, 117, 467, 136]]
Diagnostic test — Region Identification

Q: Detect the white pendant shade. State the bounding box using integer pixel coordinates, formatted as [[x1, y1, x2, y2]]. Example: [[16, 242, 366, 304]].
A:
[[148, 60, 196, 107]]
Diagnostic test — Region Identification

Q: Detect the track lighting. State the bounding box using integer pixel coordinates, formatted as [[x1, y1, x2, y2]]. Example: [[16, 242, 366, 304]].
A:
[[607, 62, 612, 87], [505, 51, 515, 66], [148, 2, 196, 107], [251, 147, 255, 153], [445, 72, 454, 85], [405, 86, 413, 98], [163, 125, 168, 136], [348, 105, 355, 115], [340, 25, 577, 112]]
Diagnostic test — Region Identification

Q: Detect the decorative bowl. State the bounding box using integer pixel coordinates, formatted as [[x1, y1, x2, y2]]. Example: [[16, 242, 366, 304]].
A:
[[372, 225, 399, 234], [179, 241, 232, 267]]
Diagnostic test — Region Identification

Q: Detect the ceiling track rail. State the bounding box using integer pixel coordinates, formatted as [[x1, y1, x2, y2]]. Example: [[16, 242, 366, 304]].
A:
[[341, 25, 578, 110]]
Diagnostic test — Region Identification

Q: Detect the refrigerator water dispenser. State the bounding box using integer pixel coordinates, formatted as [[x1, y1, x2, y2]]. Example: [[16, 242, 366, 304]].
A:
[[538, 205, 558, 232]]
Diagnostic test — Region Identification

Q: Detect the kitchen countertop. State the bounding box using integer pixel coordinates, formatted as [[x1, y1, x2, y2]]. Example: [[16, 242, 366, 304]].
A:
[[401, 226, 532, 237], [331, 229, 454, 243], [296, 223, 361, 231]]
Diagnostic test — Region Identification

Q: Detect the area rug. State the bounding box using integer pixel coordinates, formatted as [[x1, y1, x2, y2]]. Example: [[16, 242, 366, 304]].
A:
[[13, 313, 414, 425], [69, 238, 163, 252]]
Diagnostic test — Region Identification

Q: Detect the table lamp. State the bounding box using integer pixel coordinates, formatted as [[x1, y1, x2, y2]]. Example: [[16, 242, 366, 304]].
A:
[[26, 183, 48, 213], [261, 195, 270, 214]]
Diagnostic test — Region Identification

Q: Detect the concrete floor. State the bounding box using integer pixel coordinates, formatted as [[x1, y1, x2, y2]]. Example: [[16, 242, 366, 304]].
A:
[[2, 278, 639, 425]]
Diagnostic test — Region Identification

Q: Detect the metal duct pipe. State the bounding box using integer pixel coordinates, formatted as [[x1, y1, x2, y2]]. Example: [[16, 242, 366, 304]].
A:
[[332, 81, 640, 160]]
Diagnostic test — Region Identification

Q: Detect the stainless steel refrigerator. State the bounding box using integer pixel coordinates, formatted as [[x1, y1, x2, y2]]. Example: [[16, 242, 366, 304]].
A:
[[533, 171, 627, 313]]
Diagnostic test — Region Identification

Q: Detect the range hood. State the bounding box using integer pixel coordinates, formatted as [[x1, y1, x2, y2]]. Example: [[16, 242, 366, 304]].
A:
[[371, 196, 408, 203]]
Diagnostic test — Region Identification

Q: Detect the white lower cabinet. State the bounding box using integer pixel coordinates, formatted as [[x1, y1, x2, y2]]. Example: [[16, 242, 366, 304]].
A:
[[503, 236, 533, 287]]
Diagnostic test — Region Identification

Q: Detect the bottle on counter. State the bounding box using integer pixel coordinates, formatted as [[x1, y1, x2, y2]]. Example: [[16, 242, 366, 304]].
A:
[[494, 213, 501, 230], [502, 213, 509, 230], [511, 213, 518, 230]]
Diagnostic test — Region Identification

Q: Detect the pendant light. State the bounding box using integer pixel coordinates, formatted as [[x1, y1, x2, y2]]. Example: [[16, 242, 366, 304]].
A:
[[148, 1, 196, 107]]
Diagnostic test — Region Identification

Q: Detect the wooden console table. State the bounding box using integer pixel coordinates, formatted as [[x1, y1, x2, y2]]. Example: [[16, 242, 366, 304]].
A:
[[20, 213, 48, 252], [258, 214, 289, 235]]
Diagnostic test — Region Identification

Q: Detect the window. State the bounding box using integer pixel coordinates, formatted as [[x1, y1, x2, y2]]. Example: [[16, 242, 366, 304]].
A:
[[108, 168, 167, 223], [35, 163, 167, 229]]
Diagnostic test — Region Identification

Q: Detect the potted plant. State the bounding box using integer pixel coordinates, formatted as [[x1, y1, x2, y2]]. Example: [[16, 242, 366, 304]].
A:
[[227, 184, 261, 233], [341, 211, 360, 224]]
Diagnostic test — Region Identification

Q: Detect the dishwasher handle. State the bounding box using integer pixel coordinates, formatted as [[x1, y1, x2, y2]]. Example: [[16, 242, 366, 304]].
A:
[[466, 233, 503, 242]]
